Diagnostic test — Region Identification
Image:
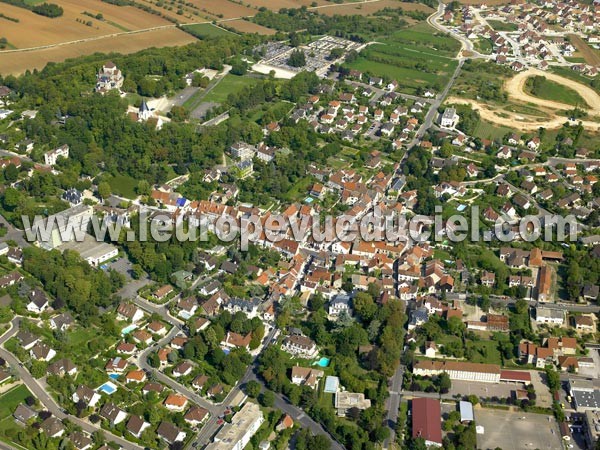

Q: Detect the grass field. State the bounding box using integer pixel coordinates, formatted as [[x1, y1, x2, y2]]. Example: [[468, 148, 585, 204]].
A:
[[202, 74, 259, 104], [467, 339, 503, 365], [104, 173, 138, 199], [472, 119, 513, 141], [487, 20, 518, 32], [0, 385, 31, 420], [385, 22, 461, 58], [474, 38, 493, 54], [550, 66, 598, 92], [346, 23, 459, 93], [525, 75, 586, 106], [181, 23, 235, 39]]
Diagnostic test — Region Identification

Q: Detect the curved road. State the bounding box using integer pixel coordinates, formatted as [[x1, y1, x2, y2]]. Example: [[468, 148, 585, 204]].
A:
[[0, 318, 142, 450]]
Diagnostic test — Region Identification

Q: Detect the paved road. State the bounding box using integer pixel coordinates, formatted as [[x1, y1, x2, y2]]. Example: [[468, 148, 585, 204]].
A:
[[427, 1, 487, 59], [137, 327, 216, 414], [0, 319, 142, 450], [447, 292, 600, 313], [0, 214, 31, 249], [383, 364, 405, 448]]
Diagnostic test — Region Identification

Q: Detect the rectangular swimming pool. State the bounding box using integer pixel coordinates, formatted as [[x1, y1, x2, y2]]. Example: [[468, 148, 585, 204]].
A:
[[121, 324, 137, 335], [98, 381, 117, 395]]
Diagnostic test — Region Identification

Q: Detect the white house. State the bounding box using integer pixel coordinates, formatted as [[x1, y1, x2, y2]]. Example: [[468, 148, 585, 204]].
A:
[[439, 108, 459, 128], [44, 144, 69, 166], [328, 294, 351, 317]]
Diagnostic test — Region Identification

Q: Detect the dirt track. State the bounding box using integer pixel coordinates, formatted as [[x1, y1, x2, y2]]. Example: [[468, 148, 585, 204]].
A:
[[447, 96, 600, 131], [505, 68, 600, 112], [448, 68, 600, 131]]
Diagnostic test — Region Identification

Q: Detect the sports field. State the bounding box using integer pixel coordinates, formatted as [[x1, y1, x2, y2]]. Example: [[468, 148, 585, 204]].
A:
[[202, 74, 260, 104]]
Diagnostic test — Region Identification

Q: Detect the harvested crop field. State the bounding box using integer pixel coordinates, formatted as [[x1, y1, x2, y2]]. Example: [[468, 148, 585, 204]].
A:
[[0, 27, 195, 75], [315, 0, 433, 16], [186, 0, 256, 19], [568, 34, 600, 67], [226, 20, 277, 35], [0, 0, 170, 48], [134, 0, 205, 23], [245, 0, 329, 7], [458, 0, 516, 4]]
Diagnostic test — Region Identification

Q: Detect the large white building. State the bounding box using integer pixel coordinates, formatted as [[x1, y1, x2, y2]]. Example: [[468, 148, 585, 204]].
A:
[[535, 307, 564, 325], [413, 360, 501, 383], [206, 402, 264, 450], [44, 144, 69, 166], [439, 108, 459, 128], [30, 204, 93, 250]]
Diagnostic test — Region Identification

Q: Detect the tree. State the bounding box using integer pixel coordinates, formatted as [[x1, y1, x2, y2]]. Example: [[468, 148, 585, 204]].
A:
[[287, 49, 306, 68], [514, 299, 529, 315], [353, 292, 376, 322], [545, 367, 560, 393], [438, 372, 451, 394], [259, 390, 275, 407], [30, 360, 47, 379], [245, 380, 261, 398], [479, 295, 491, 312], [447, 316, 465, 336], [328, 48, 344, 60], [230, 59, 248, 76], [98, 181, 111, 200], [4, 164, 18, 182]]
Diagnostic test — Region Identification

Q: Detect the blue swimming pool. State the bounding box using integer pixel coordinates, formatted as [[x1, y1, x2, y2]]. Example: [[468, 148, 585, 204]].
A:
[[121, 324, 137, 335], [98, 381, 117, 395], [313, 357, 330, 367], [108, 373, 120, 380]]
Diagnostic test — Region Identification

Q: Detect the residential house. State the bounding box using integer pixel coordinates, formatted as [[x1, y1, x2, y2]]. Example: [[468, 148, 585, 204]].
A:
[[100, 402, 127, 425], [281, 335, 318, 358], [72, 385, 101, 408], [157, 422, 186, 444], [126, 415, 150, 439], [290, 366, 324, 389]]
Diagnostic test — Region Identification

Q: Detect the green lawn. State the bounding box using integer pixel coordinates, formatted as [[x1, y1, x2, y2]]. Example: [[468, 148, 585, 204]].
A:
[[67, 328, 97, 348], [550, 66, 600, 94], [385, 22, 461, 58], [472, 119, 513, 141], [0, 385, 31, 420], [182, 87, 207, 110], [487, 20, 518, 32], [525, 75, 586, 107], [250, 101, 293, 124], [466, 340, 503, 365], [474, 38, 493, 55], [104, 173, 138, 199], [181, 23, 234, 39], [345, 22, 459, 93], [202, 75, 259, 104], [282, 176, 314, 203]]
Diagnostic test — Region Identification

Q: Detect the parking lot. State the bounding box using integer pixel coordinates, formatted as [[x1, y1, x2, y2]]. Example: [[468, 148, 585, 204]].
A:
[[104, 257, 133, 280], [449, 380, 517, 400], [476, 409, 563, 450]]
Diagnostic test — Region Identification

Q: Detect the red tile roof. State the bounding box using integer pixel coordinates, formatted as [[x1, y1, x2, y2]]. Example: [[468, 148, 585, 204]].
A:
[[412, 398, 442, 445]]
